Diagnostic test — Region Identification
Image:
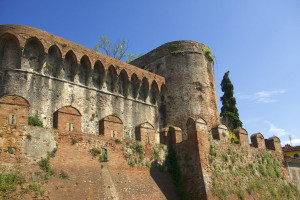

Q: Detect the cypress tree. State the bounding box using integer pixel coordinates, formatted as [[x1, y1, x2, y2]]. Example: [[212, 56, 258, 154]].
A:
[[220, 71, 242, 130]]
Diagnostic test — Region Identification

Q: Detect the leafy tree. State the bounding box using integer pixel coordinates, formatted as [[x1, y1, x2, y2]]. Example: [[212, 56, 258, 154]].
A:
[[93, 36, 144, 63], [220, 71, 242, 130]]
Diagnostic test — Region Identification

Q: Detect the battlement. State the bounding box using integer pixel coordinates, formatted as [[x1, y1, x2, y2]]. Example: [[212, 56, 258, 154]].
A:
[[0, 24, 165, 90]]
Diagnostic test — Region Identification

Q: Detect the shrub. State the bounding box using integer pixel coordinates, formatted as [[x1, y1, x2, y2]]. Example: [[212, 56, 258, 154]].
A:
[[99, 152, 108, 162], [38, 155, 54, 177], [210, 144, 217, 157], [222, 153, 228, 162], [0, 132, 3, 137], [71, 138, 77, 145], [0, 169, 25, 199], [26, 134, 32, 141], [28, 116, 43, 127], [8, 147, 15, 154], [59, 171, 69, 179], [229, 131, 240, 144], [89, 148, 101, 157], [25, 182, 44, 196], [130, 143, 144, 159], [115, 139, 122, 144]]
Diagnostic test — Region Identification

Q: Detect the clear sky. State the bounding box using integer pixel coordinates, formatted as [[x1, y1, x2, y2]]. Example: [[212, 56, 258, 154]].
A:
[[1, 0, 299, 146]]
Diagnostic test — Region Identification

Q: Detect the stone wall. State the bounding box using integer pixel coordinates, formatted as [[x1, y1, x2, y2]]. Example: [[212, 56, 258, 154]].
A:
[[0, 25, 167, 141]]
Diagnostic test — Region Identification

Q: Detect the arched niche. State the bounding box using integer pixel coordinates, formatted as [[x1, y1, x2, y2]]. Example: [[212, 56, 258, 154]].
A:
[[0, 33, 21, 70], [63, 50, 77, 82], [139, 77, 149, 102], [106, 65, 117, 92], [150, 80, 159, 104], [92, 60, 105, 89], [23, 37, 44, 72], [0, 95, 30, 126], [44, 45, 62, 77], [129, 73, 140, 99], [118, 69, 129, 97], [53, 106, 81, 133], [79, 55, 91, 86]]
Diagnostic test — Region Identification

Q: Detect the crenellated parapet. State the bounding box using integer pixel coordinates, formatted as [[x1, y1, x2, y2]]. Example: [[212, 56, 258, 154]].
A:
[[0, 24, 165, 104]]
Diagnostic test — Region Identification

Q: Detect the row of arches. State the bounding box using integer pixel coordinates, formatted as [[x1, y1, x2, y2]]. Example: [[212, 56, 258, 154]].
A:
[[0, 33, 166, 103]]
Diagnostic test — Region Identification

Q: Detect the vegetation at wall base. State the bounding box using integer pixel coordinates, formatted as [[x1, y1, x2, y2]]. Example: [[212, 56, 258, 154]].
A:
[[166, 147, 190, 200], [220, 71, 242, 130], [28, 116, 43, 127], [210, 148, 300, 200], [89, 148, 101, 157]]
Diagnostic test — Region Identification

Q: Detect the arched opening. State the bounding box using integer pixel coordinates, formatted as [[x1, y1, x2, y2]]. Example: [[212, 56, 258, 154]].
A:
[[63, 50, 77, 82], [130, 73, 140, 99], [118, 69, 129, 97], [44, 45, 62, 77], [139, 77, 149, 101], [93, 60, 105, 89], [0, 33, 21, 69], [79, 55, 91, 86], [23, 37, 44, 72], [53, 106, 81, 133], [150, 80, 159, 104], [0, 95, 30, 126], [294, 154, 299, 158], [106, 65, 117, 92]]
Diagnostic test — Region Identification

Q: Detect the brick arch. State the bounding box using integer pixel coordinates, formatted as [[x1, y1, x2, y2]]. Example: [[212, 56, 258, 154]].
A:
[[23, 37, 45, 72], [0, 33, 21, 69], [63, 50, 77, 82], [139, 77, 149, 101], [53, 106, 81, 133], [106, 65, 118, 92], [0, 95, 30, 126], [135, 122, 155, 146], [150, 80, 159, 104], [79, 55, 91, 86], [93, 60, 105, 89], [118, 69, 129, 97], [130, 73, 140, 99], [45, 45, 62, 77], [99, 115, 123, 140]]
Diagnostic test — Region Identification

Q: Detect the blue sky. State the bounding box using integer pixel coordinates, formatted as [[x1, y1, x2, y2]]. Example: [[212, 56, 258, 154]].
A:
[[1, 0, 299, 146]]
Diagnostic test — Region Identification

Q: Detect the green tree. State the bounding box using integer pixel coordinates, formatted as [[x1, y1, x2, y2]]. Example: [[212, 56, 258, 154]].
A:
[[220, 71, 242, 130], [93, 36, 144, 63]]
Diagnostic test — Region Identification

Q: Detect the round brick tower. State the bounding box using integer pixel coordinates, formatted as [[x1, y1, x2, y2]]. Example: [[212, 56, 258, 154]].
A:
[[131, 40, 220, 134]]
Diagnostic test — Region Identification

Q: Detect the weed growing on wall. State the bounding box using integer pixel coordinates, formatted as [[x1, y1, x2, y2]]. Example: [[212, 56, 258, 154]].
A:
[[28, 116, 43, 127], [209, 146, 300, 200], [89, 148, 101, 157]]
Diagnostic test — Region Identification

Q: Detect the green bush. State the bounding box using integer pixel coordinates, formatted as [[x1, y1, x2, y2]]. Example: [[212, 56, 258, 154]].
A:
[[0, 169, 25, 199], [28, 116, 43, 127], [71, 139, 77, 145], [59, 171, 69, 179], [7, 147, 15, 154], [115, 139, 122, 144], [89, 148, 101, 157], [25, 182, 44, 196], [26, 134, 32, 141]]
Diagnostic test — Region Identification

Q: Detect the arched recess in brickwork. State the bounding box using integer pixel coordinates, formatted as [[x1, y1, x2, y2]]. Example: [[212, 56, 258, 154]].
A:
[[63, 50, 77, 82], [139, 77, 149, 102], [106, 65, 117, 92], [150, 80, 159, 104], [53, 106, 81, 133], [0, 33, 21, 70], [135, 122, 155, 145], [99, 115, 123, 140], [118, 69, 129, 97], [79, 55, 91, 86], [0, 95, 30, 126], [23, 37, 44, 72], [93, 60, 105, 89], [44, 45, 62, 77], [130, 73, 140, 99]]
